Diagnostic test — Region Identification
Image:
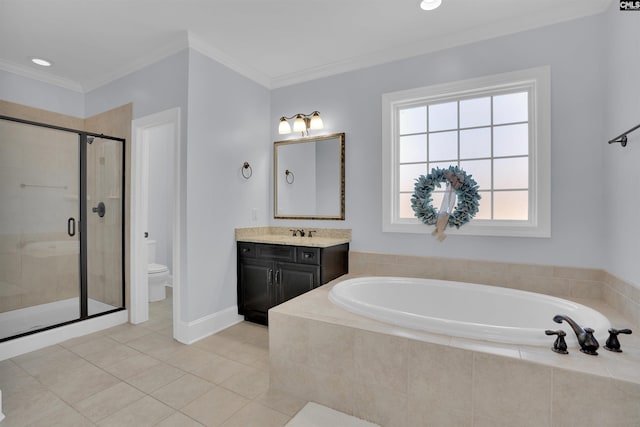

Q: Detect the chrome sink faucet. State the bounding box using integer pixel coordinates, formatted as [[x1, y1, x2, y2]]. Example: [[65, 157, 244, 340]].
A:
[[553, 314, 600, 355]]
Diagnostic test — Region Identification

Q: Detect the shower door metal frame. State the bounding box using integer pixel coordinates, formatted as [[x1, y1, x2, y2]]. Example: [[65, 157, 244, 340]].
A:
[[0, 115, 126, 340]]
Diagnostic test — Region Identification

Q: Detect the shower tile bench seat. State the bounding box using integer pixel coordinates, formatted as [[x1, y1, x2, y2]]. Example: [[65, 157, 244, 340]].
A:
[[269, 274, 640, 427]]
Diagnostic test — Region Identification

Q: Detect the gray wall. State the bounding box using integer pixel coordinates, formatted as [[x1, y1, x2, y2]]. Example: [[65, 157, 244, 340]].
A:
[[185, 49, 270, 321], [0, 69, 84, 118], [271, 11, 609, 270], [604, 5, 640, 285]]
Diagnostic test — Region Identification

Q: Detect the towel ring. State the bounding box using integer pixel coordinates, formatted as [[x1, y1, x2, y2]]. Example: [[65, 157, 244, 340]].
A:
[[285, 169, 295, 184], [242, 162, 252, 179]]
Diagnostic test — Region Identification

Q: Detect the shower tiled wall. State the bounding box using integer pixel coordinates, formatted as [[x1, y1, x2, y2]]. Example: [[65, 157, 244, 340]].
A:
[[85, 103, 131, 311], [0, 101, 131, 315]]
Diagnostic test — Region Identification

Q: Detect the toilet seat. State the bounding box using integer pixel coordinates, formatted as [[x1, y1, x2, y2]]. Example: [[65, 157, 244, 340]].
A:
[[148, 263, 169, 275]]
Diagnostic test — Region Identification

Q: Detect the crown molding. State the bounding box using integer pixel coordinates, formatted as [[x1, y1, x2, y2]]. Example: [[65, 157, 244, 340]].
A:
[[270, 1, 612, 89], [186, 32, 271, 89], [0, 0, 612, 93], [0, 59, 84, 93], [81, 35, 190, 93]]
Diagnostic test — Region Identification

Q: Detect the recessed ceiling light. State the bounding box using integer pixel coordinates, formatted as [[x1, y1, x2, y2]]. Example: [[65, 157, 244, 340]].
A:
[[420, 0, 442, 11], [31, 57, 53, 67]]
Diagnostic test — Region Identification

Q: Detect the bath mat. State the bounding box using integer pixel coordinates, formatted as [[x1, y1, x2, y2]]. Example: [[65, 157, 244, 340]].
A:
[[285, 402, 380, 427]]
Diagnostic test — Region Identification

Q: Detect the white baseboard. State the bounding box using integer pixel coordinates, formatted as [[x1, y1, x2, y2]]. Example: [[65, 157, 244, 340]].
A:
[[0, 310, 128, 361], [175, 306, 243, 345]]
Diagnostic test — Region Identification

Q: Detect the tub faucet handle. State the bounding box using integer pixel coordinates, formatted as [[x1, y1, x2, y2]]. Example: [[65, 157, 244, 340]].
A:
[[604, 328, 633, 353], [545, 329, 569, 354], [553, 314, 599, 355]]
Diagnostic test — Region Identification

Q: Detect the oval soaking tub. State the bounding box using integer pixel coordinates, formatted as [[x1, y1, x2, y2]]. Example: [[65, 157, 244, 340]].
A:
[[328, 276, 611, 347]]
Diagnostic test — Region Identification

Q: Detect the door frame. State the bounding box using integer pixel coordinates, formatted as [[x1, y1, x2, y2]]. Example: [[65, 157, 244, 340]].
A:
[[130, 108, 182, 341]]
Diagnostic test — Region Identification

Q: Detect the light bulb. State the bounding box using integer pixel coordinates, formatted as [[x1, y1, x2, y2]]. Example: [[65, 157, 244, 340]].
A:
[[31, 57, 52, 67], [420, 0, 442, 11], [309, 112, 323, 130], [292, 115, 306, 133], [278, 117, 291, 134]]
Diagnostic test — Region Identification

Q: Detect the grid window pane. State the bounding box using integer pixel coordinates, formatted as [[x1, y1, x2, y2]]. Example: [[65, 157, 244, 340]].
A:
[[399, 193, 414, 218], [494, 157, 528, 189], [494, 191, 528, 220], [388, 70, 548, 234], [475, 191, 491, 219], [460, 127, 491, 159], [429, 131, 458, 161], [493, 92, 528, 125], [428, 162, 457, 176], [399, 106, 427, 135], [428, 101, 457, 132], [494, 124, 528, 157], [460, 97, 491, 128], [399, 134, 427, 163], [459, 159, 491, 190], [399, 163, 427, 192]]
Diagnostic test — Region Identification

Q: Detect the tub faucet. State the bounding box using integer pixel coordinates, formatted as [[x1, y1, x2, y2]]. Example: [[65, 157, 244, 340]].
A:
[[553, 314, 599, 355]]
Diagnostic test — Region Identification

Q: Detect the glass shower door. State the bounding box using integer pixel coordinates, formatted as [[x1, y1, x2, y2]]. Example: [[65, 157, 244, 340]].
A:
[[84, 135, 124, 317], [0, 118, 81, 340]]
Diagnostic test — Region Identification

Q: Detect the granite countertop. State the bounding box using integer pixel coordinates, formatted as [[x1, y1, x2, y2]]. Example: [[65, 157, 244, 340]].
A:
[[235, 227, 351, 248]]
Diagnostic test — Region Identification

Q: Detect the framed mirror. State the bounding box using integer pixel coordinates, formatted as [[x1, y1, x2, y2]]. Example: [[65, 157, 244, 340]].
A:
[[274, 132, 345, 220]]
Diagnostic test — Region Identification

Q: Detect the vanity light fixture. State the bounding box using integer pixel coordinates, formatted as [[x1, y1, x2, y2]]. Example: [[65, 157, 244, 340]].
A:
[[278, 111, 323, 136], [420, 0, 442, 10], [31, 57, 53, 67]]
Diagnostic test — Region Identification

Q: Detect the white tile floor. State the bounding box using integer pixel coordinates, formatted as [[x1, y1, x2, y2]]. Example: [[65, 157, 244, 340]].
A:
[[0, 290, 306, 426]]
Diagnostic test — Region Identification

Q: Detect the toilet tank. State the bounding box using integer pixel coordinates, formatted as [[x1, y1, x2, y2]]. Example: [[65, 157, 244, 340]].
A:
[[147, 239, 157, 264]]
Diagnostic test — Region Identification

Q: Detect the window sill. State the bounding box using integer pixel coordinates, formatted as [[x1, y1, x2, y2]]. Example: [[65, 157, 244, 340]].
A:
[[383, 220, 550, 238]]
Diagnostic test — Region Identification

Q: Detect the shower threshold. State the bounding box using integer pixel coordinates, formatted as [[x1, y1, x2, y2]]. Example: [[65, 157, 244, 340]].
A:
[[0, 298, 119, 341]]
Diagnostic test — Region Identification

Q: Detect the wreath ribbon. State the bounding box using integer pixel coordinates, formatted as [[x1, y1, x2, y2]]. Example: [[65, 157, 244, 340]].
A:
[[411, 166, 481, 241]]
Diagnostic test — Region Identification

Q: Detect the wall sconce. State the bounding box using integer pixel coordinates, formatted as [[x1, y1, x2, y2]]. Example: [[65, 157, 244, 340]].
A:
[[278, 111, 323, 136]]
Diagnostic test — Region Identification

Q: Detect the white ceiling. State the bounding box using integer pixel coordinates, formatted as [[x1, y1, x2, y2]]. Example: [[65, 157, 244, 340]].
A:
[[0, 0, 611, 92]]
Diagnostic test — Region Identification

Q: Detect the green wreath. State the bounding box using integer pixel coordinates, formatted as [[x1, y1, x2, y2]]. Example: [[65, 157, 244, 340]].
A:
[[411, 166, 481, 228]]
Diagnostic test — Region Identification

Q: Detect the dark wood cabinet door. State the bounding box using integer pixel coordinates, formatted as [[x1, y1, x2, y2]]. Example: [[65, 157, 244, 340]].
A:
[[277, 262, 319, 303], [238, 258, 273, 314]]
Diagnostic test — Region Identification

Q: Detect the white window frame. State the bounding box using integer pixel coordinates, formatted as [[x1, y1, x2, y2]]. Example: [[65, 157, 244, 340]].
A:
[[382, 66, 551, 238]]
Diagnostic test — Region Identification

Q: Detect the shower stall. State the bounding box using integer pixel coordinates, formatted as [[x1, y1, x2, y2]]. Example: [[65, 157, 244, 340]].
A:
[[0, 115, 125, 342]]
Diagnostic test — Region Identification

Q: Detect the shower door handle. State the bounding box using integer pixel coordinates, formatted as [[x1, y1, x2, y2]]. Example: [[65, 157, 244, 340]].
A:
[[67, 217, 76, 236], [92, 202, 106, 218]]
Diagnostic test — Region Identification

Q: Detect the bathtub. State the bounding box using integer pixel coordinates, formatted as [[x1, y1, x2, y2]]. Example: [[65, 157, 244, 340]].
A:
[[328, 276, 611, 347]]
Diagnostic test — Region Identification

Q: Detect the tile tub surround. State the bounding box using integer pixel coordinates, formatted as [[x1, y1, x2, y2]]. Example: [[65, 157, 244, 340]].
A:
[[269, 273, 640, 426], [235, 227, 351, 248]]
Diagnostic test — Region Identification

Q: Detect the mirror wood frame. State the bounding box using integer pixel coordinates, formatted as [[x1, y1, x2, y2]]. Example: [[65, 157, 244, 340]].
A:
[[274, 132, 345, 220]]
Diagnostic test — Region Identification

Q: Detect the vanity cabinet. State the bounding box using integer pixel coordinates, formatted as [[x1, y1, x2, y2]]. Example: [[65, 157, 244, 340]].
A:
[[237, 241, 348, 325]]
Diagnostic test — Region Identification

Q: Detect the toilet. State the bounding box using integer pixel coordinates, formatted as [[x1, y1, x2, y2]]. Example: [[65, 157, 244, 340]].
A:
[[147, 239, 170, 302]]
